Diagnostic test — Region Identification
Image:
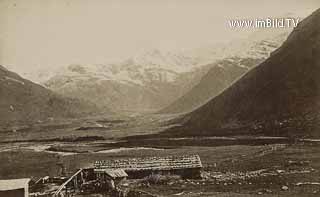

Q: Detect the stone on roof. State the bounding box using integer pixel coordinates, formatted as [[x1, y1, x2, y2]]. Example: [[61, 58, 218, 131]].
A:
[[94, 155, 202, 171]]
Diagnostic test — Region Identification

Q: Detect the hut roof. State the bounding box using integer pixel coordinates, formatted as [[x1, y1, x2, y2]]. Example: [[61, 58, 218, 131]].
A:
[[94, 169, 128, 178], [0, 178, 30, 191], [94, 155, 202, 171]]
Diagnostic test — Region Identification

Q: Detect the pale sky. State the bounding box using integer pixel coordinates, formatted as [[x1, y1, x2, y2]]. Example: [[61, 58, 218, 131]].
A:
[[0, 0, 319, 73]]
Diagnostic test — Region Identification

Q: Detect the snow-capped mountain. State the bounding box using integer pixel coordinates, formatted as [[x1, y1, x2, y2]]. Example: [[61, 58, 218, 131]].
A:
[[40, 56, 206, 113], [25, 49, 201, 85], [19, 27, 292, 113]]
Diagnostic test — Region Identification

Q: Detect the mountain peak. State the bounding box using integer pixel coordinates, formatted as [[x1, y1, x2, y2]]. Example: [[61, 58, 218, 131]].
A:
[[0, 65, 8, 72]]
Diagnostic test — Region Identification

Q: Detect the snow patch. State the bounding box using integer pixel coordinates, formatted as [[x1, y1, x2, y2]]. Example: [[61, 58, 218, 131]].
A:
[[4, 76, 25, 85], [95, 147, 164, 153]]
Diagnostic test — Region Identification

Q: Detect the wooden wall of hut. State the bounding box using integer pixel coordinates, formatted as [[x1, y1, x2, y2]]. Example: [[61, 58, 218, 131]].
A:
[[125, 168, 202, 179]]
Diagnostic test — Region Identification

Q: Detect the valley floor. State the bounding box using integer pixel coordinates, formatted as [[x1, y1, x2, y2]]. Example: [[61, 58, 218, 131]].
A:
[[0, 115, 319, 196]]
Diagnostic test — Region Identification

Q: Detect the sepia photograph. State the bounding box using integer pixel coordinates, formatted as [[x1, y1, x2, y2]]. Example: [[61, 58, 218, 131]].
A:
[[0, 0, 320, 196]]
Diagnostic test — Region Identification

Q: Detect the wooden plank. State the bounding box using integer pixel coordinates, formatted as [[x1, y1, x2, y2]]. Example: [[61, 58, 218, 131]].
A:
[[53, 169, 83, 197]]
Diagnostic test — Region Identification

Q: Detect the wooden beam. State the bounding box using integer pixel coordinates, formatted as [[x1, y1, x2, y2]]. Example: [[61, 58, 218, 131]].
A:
[[53, 169, 83, 197]]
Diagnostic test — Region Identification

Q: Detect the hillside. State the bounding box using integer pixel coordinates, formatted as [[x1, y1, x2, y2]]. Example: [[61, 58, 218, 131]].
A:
[[165, 9, 320, 138], [0, 65, 101, 126]]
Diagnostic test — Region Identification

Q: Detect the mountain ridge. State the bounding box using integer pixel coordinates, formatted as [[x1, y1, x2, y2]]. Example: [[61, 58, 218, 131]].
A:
[[0, 65, 103, 126], [12, 25, 293, 113], [163, 9, 320, 138]]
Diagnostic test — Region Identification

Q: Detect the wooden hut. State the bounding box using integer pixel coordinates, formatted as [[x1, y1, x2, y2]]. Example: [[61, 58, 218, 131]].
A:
[[0, 178, 30, 197], [94, 169, 128, 190], [94, 155, 203, 179]]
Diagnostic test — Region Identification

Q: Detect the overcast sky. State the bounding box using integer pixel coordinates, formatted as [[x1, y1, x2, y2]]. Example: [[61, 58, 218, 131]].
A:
[[0, 0, 319, 73]]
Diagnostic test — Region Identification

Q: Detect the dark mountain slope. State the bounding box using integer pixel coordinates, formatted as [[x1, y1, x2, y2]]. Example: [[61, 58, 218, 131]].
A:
[[165, 9, 320, 138], [0, 65, 101, 126], [159, 57, 262, 114], [159, 30, 290, 114]]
